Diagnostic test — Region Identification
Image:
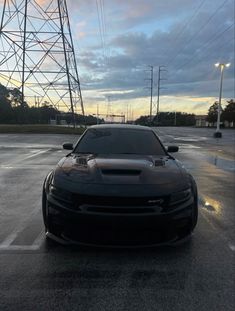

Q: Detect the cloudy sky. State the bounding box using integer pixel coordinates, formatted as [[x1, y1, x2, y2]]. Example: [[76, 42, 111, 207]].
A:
[[0, 0, 234, 119], [66, 0, 234, 118]]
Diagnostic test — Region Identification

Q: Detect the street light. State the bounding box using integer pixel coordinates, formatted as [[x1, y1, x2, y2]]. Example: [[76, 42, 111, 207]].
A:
[[214, 62, 231, 138]]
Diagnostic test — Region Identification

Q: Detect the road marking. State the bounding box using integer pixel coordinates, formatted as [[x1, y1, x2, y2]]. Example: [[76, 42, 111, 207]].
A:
[[0, 229, 44, 252], [0, 207, 40, 248], [0, 245, 41, 251], [21, 149, 50, 160], [32, 230, 45, 247]]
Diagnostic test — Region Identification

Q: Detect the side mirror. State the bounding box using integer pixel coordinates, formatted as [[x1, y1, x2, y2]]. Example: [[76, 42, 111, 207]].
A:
[[63, 143, 73, 150], [167, 145, 179, 153]]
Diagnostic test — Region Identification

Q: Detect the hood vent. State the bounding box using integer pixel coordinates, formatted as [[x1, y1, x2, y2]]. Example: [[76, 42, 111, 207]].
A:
[[76, 157, 87, 166], [154, 159, 165, 167], [101, 169, 141, 176]]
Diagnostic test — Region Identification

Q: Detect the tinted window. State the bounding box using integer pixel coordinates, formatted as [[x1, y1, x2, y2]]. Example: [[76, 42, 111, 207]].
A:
[[74, 128, 166, 155]]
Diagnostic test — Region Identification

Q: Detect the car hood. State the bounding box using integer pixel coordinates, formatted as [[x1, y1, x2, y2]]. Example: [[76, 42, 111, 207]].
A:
[[53, 154, 191, 196]]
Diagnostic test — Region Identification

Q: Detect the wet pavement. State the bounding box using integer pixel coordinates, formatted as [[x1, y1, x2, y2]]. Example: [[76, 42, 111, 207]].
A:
[[0, 127, 234, 311]]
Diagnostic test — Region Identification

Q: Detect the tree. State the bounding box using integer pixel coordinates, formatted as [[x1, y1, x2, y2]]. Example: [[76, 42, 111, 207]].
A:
[[135, 112, 195, 126], [206, 102, 221, 124], [221, 99, 235, 125], [135, 115, 150, 126], [9, 88, 23, 107], [0, 84, 13, 123]]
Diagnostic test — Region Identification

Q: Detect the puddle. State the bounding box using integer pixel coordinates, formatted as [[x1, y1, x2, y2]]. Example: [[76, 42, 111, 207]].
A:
[[199, 196, 222, 213], [199, 197, 216, 211], [178, 144, 201, 149]]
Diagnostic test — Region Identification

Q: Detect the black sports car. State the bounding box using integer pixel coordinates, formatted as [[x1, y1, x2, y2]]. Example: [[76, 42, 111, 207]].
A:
[[42, 124, 198, 246]]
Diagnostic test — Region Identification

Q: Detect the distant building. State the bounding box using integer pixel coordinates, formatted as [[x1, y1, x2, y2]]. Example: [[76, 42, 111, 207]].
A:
[[195, 115, 208, 127]]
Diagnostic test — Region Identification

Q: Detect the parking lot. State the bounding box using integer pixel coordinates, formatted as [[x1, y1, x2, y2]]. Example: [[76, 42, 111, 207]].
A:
[[0, 127, 234, 311]]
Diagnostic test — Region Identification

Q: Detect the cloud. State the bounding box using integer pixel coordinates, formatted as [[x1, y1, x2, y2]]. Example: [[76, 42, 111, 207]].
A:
[[0, 0, 234, 117], [77, 0, 234, 109]]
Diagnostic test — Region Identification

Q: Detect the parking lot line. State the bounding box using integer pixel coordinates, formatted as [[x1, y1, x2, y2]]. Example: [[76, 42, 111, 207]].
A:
[[32, 230, 45, 247], [0, 206, 40, 248], [0, 230, 44, 252], [0, 245, 41, 251], [21, 149, 50, 161]]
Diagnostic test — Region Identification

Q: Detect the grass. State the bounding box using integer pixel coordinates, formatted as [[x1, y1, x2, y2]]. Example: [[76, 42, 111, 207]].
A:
[[0, 124, 86, 134]]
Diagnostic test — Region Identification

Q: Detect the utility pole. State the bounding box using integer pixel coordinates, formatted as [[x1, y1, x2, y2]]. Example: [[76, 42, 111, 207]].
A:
[[156, 66, 167, 125], [96, 103, 99, 124], [144, 66, 154, 123], [150, 66, 153, 121], [214, 62, 230, 138], [0, 0, 84, 127], [106, 96, 111, 117]]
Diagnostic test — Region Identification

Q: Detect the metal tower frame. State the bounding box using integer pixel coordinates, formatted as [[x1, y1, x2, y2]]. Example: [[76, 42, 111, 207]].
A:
[[0, 0, 84, 124]]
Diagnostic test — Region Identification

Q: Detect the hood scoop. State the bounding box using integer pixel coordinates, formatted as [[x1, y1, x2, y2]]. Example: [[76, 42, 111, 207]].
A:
[[101, 169, 141, 176], [154, 159, 165, 167], [75, 157, 88, 166]]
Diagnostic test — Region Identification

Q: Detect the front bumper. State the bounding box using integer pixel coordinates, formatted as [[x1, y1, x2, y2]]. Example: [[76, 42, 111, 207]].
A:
[[46, 194, 194, 247]]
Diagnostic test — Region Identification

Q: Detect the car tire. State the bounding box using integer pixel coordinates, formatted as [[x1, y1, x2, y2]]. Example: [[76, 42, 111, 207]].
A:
[[191, 192, 198, 231], [42, 188, 50, 233], [42, 189, 63, 239]]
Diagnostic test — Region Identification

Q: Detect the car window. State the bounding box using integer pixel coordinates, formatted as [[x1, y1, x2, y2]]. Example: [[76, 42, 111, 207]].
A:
[[74, 128, 166, 156]]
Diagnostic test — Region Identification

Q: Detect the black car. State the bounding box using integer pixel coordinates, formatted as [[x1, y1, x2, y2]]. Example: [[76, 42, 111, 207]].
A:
[[42, 124, 198, 246]]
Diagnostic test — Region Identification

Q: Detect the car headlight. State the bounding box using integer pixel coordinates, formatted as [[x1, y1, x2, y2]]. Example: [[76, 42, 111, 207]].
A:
[[169, 188, 192, 205], [49, 184, 72, 202]]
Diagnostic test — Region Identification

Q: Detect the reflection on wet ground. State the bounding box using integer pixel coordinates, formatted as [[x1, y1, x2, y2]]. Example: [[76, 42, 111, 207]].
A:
[[199, 197, 219, 213], [174, 136, 208, 142], [175, 145, 235, 173], [211, 155, 235, 171]]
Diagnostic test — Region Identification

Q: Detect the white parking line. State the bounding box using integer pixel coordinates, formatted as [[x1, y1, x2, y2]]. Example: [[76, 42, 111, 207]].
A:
[[1, 149, 51, 167], [0, 245, 41, 251], [0, 207, 40, 248], [32, 230, 45, 246], [0, 229, 44, 251], [21, 149, 50, 160]]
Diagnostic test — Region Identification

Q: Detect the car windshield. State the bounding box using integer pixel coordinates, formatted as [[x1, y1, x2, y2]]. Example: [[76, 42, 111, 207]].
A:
[[74, 128, 166, 156]]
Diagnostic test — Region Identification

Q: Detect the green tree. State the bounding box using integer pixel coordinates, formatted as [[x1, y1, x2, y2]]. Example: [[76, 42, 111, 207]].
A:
[[0, 84, 13, 123], [206, 102, 220, 124], [221, 99, 235, 125]]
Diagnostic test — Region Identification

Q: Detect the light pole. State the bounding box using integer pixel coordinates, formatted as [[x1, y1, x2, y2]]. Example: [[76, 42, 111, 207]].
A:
[[214, 62, 230, 138]]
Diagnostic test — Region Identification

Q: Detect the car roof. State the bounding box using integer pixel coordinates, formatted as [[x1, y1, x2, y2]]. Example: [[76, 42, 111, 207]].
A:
[[88, 124, 153, 131]]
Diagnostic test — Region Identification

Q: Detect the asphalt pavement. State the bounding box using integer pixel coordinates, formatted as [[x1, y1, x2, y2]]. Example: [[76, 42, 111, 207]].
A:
[[0, 127, 234, 311]]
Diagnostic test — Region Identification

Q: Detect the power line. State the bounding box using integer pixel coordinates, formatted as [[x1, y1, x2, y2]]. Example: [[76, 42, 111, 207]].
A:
[[166, 0, 229, 67], [169, 0, 207, 48], [95, 0, 108, 65], [95, 0, 105, 59], [173, 23, 234, 73]]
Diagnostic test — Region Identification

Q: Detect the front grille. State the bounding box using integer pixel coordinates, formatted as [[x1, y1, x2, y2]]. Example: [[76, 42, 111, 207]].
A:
[[84, 206, 156, 214], [72, 194, 170, 209]]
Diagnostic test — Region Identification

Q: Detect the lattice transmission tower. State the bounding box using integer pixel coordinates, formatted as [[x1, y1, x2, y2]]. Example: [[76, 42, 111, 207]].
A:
[[0, 0, 84, 123]]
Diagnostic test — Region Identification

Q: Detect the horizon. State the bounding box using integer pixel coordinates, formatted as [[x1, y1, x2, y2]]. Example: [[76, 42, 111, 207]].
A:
[[0, 0, 234, 119]]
